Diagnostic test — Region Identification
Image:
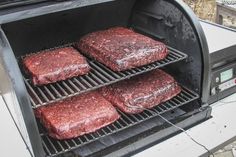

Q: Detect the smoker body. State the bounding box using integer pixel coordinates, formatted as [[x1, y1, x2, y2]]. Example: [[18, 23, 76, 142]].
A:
[[0, 1, 211, 157]]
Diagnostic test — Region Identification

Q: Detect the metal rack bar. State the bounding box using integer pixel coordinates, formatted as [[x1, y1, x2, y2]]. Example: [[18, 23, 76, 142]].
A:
[[39, 86, 199, 157], [23, 48, 187, 108]]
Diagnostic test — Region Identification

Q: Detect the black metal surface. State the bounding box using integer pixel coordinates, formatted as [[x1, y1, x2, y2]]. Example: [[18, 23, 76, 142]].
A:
[[0, 0, 48, 10], [209, 61, 236, 104], [23, 46, 187, 108], [210, 45, 236, 69], [0, 0, 117, 24], [77, 106, 211, 157], [2, 0, 136, 57], [37, 86, 199, 157], [131, 0, 210, 105], [0, 28, 45, 157]]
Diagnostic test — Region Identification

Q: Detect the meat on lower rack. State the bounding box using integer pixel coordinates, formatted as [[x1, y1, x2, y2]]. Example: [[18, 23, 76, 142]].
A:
[[100, 69, 181, 114], [35, 91, 120, 140]]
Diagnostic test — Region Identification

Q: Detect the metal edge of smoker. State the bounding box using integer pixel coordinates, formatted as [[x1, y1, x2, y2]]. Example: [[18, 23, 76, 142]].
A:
[[0, 27, 45, 157]]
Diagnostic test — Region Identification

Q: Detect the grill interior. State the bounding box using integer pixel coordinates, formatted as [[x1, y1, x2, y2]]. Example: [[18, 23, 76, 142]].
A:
[[0, 0, 210, 157], [38, 86, 198, 157], [21, 43, 198, 157], [23, 46, 187, 108]]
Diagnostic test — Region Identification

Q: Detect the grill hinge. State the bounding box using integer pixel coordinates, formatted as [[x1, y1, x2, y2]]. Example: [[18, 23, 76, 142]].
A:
[[201, 103, 209, 108]]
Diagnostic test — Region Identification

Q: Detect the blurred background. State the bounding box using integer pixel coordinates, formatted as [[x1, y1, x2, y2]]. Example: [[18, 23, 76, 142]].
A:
[[183, 0, 236, 28]]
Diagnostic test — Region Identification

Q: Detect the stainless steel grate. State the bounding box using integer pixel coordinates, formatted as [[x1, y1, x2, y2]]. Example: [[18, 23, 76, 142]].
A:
[[38, 86, 199, 157], [24, 47, 187, 108]]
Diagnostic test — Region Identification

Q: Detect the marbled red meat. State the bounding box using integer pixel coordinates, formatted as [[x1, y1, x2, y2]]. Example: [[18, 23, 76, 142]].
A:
[[100, 69, 181, 114], [35, 91, 120, 140], [23, 47, 90, 85], [76, 27, 168, 71]]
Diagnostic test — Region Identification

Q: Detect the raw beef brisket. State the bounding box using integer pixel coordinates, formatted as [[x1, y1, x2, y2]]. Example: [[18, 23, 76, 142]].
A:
[[23, 47, 90, 85], [35, 91, 120, 139], [100, 69, 181, 114], [76, 27, 168, 71]]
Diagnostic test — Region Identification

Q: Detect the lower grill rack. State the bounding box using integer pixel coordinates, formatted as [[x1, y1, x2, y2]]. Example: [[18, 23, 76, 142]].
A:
[[38, 86, 199, 157], [23, 46, 187, 108]]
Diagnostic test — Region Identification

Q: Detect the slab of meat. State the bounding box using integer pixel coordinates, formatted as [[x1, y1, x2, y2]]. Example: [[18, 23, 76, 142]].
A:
[[23, 47, 90, 85], [35, 91, 120, 140], [76, 27, 168, 71], [100, 69, 181, 114]]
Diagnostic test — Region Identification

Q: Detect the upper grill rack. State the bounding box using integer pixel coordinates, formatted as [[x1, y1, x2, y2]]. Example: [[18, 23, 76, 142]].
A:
[[39, 86, 199, 157], [23, 46, 187, 108]]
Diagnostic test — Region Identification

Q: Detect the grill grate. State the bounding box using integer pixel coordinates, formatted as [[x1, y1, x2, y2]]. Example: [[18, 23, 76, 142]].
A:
[[23, 47, 187, 108], [38, 86, 199, 157]]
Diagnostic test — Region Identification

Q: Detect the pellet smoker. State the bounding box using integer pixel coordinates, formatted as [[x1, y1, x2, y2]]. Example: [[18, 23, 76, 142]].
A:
[[0, 0, 211, 157]]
